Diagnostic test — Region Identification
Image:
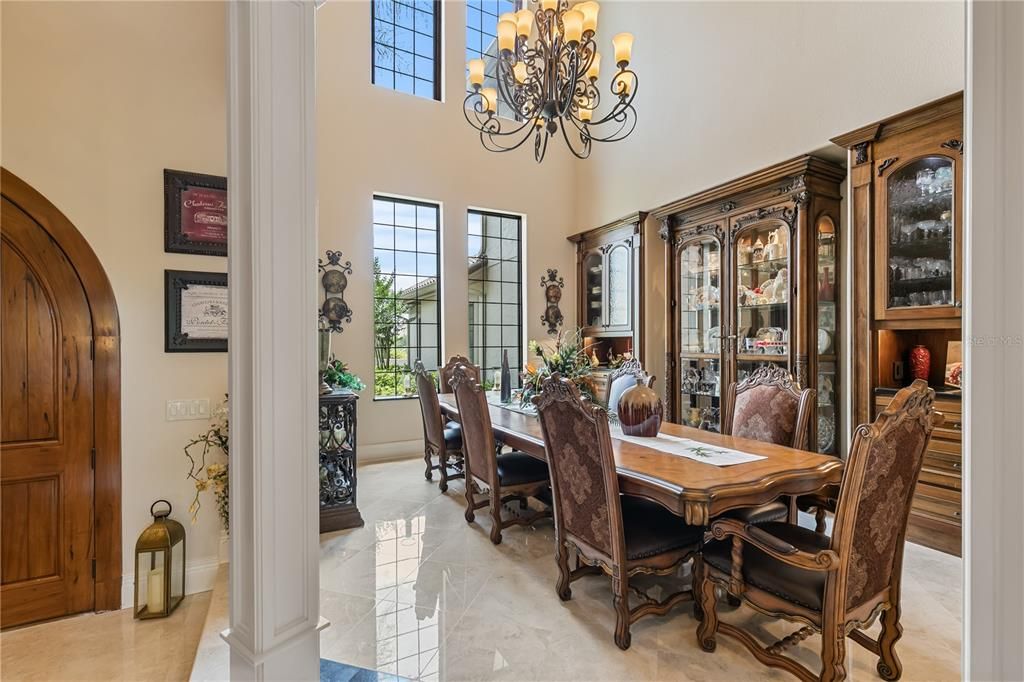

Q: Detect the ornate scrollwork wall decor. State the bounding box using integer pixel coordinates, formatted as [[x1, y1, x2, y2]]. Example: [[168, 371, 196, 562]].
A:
[[719, 201, 737, 213], [540, 268, 565, 336], [319, 249, 353, 333], [853, 142, 869, 165], [877, 157, 899, 176]]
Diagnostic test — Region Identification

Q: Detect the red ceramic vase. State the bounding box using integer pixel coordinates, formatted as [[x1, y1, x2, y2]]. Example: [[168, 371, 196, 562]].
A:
[[909, 345, 931, 382], [617, 377, 663, 437]]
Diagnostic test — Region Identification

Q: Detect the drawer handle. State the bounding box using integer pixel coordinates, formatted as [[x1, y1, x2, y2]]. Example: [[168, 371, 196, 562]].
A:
[[954, 511, 962, 518], [952, 422, 961, 431], [953, 462, 961, 470]]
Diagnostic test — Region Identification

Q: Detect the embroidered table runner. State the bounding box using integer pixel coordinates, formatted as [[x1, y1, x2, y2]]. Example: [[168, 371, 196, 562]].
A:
[[485, 393, 766, 467]]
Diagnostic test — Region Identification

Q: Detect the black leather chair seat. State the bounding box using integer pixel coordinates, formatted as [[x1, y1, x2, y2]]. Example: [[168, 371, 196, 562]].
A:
[[703, 522, 831, 611], [443, 423, 462, 450], [621, 495, 703, 560], [495, 451, 549, 486], [724, 500, 789, 525]]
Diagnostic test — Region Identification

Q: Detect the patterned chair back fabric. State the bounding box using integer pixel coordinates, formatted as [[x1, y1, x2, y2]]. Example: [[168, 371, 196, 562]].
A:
[[449, 365, 497, 487], [831, 380, 938, 611], [413, 360, 444, 453], [723, 364, 814, 449], [439, 355, 480, 394], [534, 374, 622, 560]]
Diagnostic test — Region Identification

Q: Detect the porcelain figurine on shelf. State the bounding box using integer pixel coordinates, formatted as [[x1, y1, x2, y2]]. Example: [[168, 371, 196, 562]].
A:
[[752, 237, 765, 263], [764, 230, 780, 261], [738, 238, 753, 265]]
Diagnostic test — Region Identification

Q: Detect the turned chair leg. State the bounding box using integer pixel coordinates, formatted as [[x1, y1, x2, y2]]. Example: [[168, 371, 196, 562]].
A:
[[696, 561, 719, 653], [815, 506, 828, 534], [488, 488, 504, 545], [877, 603, 904, 681], [464, 481, 476, 524], [612, 576, 632, 650], [820, 612, 848, 682], [438, 449, 449, 493], [555, 540, 572, 601], [424, 446, 434, 481]]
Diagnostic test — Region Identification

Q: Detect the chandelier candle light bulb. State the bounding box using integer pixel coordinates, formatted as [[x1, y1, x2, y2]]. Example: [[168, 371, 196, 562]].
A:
[[612, 32, 633, 66], [463, 0, 640, 162]]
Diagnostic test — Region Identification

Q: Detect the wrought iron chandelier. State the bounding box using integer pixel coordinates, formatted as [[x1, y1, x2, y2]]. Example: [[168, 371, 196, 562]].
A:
[[463, 0, 638, 163]]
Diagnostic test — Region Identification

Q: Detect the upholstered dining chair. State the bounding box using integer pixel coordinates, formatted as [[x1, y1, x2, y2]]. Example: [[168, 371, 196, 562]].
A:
[[413, 360, 464, 492], [696, 380, 941, 682], [604, 357, 655, 414], [720, 364, 816, 526], [534, 374, 703, 651], [439, 354, 480, 394], [449, 364, 551, 545]]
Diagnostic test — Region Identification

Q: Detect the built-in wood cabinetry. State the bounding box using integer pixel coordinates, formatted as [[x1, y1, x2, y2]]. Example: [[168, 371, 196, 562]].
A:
[[568, 212, 646, 377], [833, 93, 963, 556], [653, 157, 845, 453]]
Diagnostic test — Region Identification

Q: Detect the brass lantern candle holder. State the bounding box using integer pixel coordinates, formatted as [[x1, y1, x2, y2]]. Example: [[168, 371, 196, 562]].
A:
[[134, 499, 186, 619]]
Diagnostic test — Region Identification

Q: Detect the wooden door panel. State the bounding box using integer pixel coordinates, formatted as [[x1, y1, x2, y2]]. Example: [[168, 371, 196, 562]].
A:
[[1, 197, 94, 628]]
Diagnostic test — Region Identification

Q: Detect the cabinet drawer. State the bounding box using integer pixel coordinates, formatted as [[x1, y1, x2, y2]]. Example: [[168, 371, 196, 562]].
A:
[[912, 482, 961, 523], [919, 466, 961, 491], [924, 449, 962, 474], [928, 438, 961, 458]]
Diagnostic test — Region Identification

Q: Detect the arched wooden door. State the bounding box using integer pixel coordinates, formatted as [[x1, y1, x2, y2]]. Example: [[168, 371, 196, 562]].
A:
[[1, 169, 120, 627]]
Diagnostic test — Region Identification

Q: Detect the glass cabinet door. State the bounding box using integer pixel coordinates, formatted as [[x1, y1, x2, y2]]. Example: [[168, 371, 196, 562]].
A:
[[605, 243, 632, 331], [816, 217, 839, 455], [882, 155, 957, 316], [677, 238, 721, 431], [583, 250, 604, 329], [734, 222, 790, 382]]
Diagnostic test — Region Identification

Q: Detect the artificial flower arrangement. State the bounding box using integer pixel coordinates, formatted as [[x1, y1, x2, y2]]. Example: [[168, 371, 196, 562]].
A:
[[518, 328, 596, 408], [185, 397, 229, 532], [323, 358, 366, 392]]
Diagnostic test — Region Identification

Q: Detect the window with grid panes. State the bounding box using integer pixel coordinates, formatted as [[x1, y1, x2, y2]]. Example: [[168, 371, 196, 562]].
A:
[[373, 196, 441, 398], [465, 0, 519, 119], [468, 210, 522, 389], [372, 0, 441, 100]]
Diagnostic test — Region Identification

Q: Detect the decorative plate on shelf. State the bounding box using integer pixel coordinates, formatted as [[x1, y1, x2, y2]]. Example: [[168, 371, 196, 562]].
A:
[[817, 328, 832, 354], [817, 414, 835, 453]]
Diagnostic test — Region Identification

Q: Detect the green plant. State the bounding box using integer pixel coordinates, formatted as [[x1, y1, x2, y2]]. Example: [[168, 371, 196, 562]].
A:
[[185, 398, 229, 532], [373, 258, 411, 369], [519, 329, 595, 407], [324, 358, 365, 391]]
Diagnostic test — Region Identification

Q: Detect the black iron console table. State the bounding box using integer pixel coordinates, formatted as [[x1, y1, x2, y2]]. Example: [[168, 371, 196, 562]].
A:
[[318, 389, 364, 532]]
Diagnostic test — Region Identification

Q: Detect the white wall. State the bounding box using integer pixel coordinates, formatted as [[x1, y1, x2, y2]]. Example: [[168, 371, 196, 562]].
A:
[[317, 1, 578, 455], [1, 1, 228, 602], [573, 1, 966, 230]]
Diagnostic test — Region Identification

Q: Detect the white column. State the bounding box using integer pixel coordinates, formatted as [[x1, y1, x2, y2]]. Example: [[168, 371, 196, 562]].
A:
[[224, 1, 323, 680], [965, 2, 1024, 680]]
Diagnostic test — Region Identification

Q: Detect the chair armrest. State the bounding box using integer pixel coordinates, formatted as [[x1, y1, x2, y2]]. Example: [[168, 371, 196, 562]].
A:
[[706, 517, 840, 572]]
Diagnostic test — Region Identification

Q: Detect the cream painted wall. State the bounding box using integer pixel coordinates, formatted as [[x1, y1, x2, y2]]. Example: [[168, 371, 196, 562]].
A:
[[573, 1, 966, 230], [1, 2, 228, 599], [317, 2, 578, 453]]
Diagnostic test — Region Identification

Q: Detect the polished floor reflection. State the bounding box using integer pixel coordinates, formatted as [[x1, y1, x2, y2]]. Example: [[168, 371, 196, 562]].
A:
[[319, 458, 961, 681]]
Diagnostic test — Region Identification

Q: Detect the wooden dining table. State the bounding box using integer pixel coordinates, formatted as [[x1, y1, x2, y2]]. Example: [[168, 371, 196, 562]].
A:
[[437, 393, 843, 525]]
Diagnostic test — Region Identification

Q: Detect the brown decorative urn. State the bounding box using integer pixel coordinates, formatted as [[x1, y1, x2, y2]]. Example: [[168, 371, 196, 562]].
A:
[[616, 376, 663, 437]]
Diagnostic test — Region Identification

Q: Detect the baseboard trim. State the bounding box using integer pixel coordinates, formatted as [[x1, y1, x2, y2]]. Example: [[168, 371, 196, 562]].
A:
[[359, 439, 422, 463], [120, 556, 226, 609]]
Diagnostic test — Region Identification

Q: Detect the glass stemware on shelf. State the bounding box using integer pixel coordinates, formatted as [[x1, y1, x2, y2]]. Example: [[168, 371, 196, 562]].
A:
[[886, 156, 954, 309], [678, 239, 721, 431], [584, 251, 603, 327], [734, 224, 789, 381]]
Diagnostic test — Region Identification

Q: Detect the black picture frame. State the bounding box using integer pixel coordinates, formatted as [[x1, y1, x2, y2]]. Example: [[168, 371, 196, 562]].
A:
[[164, 169, 228, 256], [165, 270, 228, 352]]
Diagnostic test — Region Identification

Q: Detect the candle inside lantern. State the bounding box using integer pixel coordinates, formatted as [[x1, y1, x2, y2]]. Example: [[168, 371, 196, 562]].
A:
[[612, 32, 633, 66], [147, 566, 165, 614], [468, 59, 485, 87], [586, 52, 601, 80], [577, 1, 600, 33], [515, 8, 534, 38], [497, 19, 517, 53], [481, 87, 498, 113], [562, 9, 583, 43]]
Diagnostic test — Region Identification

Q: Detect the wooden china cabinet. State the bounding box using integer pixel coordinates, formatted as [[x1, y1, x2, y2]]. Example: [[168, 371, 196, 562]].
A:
[[832, 93, 963, 556], [568, 212, 645, 397], [653, 156, 845, 455]]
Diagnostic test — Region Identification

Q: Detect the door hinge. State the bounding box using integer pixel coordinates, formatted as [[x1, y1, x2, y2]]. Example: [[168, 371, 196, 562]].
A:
[[92, 559, 97, 579], [90, 337, 96, 360], [91, 447, 96, 469]]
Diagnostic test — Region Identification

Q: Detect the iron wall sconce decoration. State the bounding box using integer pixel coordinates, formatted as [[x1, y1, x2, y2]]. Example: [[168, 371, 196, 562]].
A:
[[540, 268, 565, 336], [319, 250, 353, 333]]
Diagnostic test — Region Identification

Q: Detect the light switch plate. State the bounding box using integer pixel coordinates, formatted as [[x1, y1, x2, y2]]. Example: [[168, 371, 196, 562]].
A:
[[166, 398, 211, 421]]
